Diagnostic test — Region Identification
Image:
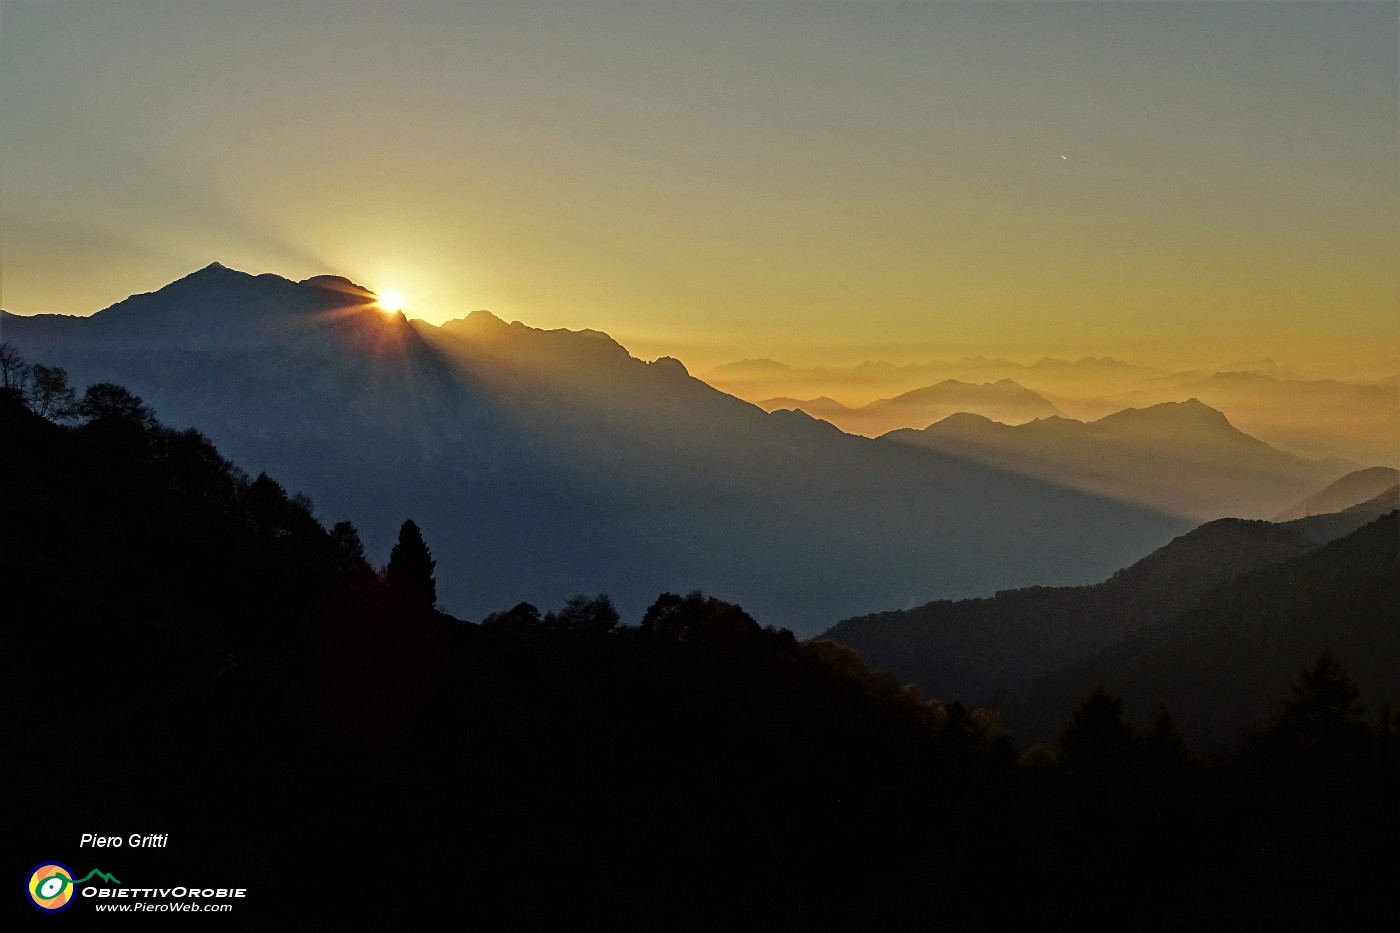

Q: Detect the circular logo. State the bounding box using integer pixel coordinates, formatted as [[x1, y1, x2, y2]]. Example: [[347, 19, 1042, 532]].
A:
[[27, 862, 76, 913]]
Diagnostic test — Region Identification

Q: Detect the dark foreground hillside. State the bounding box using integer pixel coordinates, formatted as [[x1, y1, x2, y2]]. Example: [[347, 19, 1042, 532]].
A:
[[1016, 510, 1400, 748], [2, 374, 1397, 929], [825, 491, 1399, 724]]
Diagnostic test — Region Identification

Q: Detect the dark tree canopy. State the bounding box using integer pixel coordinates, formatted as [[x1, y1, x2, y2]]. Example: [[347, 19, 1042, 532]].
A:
[[1272, 650, 1369, 753], [246, 473, 296, 539], [0, 341, 31, 397], [329, 521, 372, 577], [387, 518, 437, 609], [548, 593, 620, 636], [1058, 685, 1137, 780], [77, 381, 156, 425], [28, 364, 77, 421]]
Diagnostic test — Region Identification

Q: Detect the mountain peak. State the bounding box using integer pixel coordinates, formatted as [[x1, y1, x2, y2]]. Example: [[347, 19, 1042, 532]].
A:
[[649, 356, 689, 377], [180, 261, 245, 282], [82, 263, 388, 337], [1090, 399, 1263, 447], [300, 274, 374, 298], [928, 411, 1001, 431], [1103, 398, 1224, 422]]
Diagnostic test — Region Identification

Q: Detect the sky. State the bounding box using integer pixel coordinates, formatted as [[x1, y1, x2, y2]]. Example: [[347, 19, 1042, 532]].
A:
[[2, 1, 1397, 373]]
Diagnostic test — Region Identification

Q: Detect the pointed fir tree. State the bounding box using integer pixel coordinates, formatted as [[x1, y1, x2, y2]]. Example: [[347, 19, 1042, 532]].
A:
[[329, 520, 372, 578], [386, 518, 437, 609]]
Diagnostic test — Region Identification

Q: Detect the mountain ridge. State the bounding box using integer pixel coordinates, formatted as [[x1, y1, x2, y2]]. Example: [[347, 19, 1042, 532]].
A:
[[821, 486, 1400, 713], [884, 399, 1349, 520], [758, 378, 1061, 435], [2, 263, 1192, 634]]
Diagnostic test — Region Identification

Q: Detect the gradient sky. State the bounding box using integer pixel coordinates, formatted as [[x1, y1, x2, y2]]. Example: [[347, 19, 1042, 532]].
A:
[[2, 1, 1396, 372]]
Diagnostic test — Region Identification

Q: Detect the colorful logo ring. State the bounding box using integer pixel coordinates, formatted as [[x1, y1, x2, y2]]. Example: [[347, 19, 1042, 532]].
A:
[[27, 861, 77, 913]]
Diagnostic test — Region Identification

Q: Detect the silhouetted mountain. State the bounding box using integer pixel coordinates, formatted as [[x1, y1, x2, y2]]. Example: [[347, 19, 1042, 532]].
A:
[[1016, 512, 1400, 748], [754, 395, 856, 424], [884, 399, 1349, 520], [759, 378, 1060, 435], [822, 489, 1399, 711], [1272, 466, 1400, 520], [1, 265, 1189, 635]]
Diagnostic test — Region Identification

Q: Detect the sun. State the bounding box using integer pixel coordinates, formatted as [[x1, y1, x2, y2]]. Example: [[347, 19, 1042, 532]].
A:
[[377, 289, 405, 314]]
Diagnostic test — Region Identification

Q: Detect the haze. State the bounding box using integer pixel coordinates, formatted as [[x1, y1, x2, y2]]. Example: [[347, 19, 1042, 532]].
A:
[[2, 1, 1397, 377]]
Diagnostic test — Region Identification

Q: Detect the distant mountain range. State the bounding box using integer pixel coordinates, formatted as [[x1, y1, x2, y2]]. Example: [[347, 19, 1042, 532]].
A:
[[1175, 371, 1399, 465], [882, 401, 1351, 521], [702, 355, 1399, 465], [758, 379, 1061, 435], [1081, 370, 1400, 465], [823, 486, 1399, 745], [703, 355, 1155, 409], [1, 264, 1191, 634]]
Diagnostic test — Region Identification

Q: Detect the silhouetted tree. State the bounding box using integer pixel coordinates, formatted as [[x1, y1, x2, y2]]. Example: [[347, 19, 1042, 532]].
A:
[[640, 590, 762, 646], [553, 593, 620, 636], [156, 427, 239, 506], [481, 602, 542, 629], [71, 382, 157, 463], [0, 342, 31, 399], [77, 382, 156, 425], [329, 521, 372, 577], [387, 519, 436, 609], [245, 473, 295, 539], [1058, 686, 1137, 781], [28, 364, 77, 421], [1275, 650, 1367, 748]]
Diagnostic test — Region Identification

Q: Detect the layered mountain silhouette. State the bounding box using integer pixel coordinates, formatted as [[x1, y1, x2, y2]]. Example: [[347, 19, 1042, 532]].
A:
[[703, 355, 1154, 409], [758, 379, 1061, 436], [1271, 466, 1400, 520], [883, 401, 1351, 521], [1016, 509, 1399, 748], [1, 264, 1190, 634], [704, 355, 1399, 467], [822, 487, 1399, 720]]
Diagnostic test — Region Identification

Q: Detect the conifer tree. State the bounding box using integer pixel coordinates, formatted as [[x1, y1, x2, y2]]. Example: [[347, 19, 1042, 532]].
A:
[[387, 518, 437, 609]]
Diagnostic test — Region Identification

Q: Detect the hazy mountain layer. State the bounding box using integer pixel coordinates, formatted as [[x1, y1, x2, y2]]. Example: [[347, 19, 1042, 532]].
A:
[[703, 355, 1153, 408], [703, 356, 1399, 466], [1, 264, 1189, 634], [883, 401, 1350, 521], [822, 488, 1399, 712], [1108, 370, 1400, 465], [758, 378, 1061, 435], [1271, 466, 1400, 520]]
